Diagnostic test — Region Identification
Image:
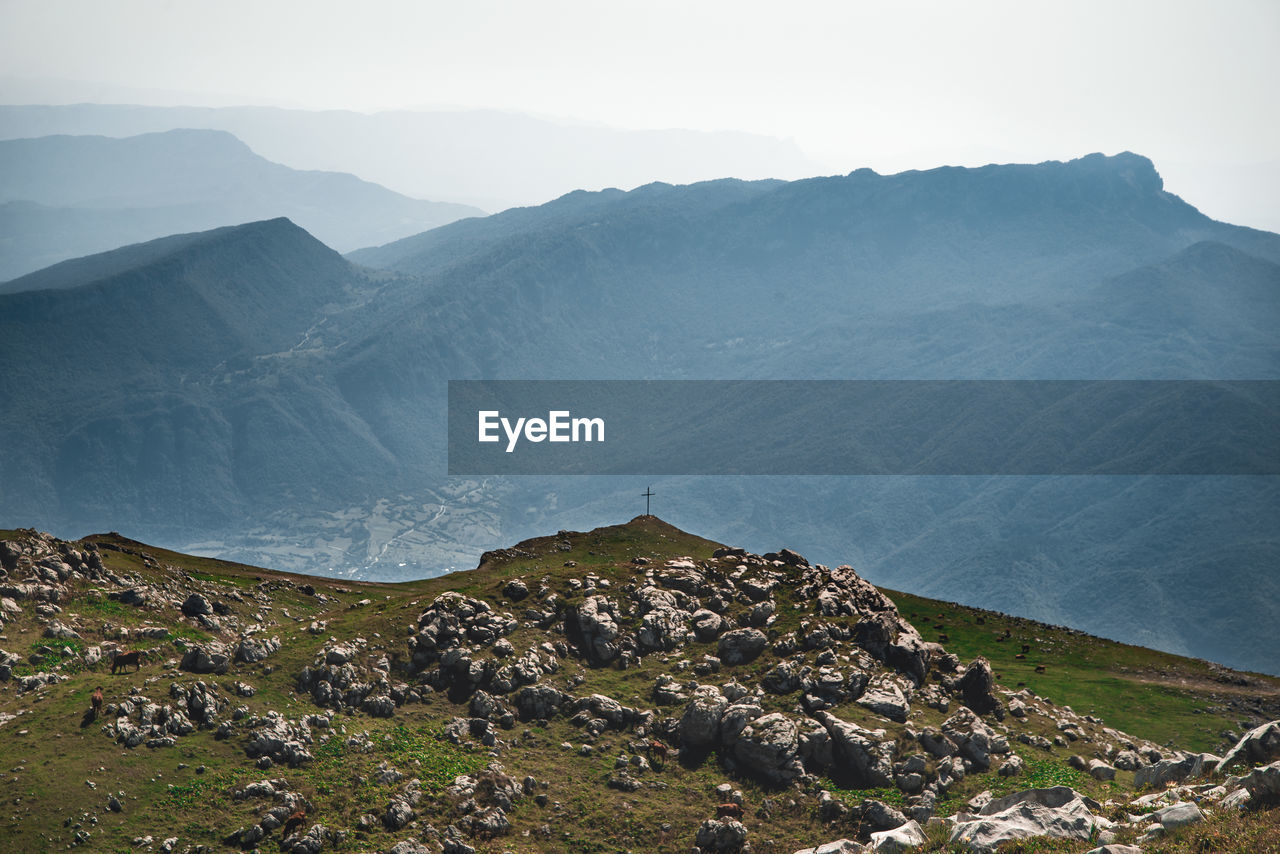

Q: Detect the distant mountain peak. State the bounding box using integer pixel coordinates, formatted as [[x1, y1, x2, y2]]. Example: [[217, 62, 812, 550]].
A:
[[0, 128, 484, 280], [0, 216, 340, 296], [1071, 150, 1163, 191]]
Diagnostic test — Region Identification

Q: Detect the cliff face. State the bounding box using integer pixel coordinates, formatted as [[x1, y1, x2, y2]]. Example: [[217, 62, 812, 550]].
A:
[[1, 517, 1277, 852]]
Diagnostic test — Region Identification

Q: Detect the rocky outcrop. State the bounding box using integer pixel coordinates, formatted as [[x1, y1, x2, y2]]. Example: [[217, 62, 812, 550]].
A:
[[245, 711, 315, 767], [694, 818, 749, 853], [956, 658, 1002, 718], [169, 680, 227, 727], [870, 819, 926, 853], [297, 638, 415, 715], [726, 712, 804, 784], [234, 634, 281, 664], [793, 841, 863, 854], [637, 602, 692, 652], [948, 787, 1112, 851], [1239, 759, 1280, 805], [942, 708, 1009, 771], [717, 628, 767, 665], [1134, 752, 1217, 788], [104, 692, 201, 748], [856, 676, 911, 723], [572, 595, 623, 664], [812, 711, 893, 787], [1216, 719, 1280, 772], [180, 642, 231, 675], [514, 684, 571, 721], [181, 593, 211, 617], [409, 592, 517, 673], [680, 685, 728, 750]]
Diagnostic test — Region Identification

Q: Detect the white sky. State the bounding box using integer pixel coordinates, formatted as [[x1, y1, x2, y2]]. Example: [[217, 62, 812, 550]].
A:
[[2, 0, 1278, 228]]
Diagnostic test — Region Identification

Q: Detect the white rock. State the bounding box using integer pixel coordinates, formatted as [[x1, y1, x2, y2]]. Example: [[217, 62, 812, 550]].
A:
[[870, 819, 926, 853]]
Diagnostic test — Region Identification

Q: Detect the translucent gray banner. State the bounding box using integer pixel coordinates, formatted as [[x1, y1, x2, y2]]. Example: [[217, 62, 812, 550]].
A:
[[447, 380, 1280, 475]]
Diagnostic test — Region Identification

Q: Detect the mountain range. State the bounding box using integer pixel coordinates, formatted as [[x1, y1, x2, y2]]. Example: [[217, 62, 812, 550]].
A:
[[0, 128, 482, 282], [0, 103, 821, 211], [1, 152, 1277, 673]]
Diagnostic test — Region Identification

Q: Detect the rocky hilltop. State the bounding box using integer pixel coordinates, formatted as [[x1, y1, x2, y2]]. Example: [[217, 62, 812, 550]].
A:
[[0, 517, 1277, 853]]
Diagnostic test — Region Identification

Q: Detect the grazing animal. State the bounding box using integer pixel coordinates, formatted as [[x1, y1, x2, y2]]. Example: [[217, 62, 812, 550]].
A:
[[282, 808, 307, 838], [90, 686, 104, 718], [976, 616, 986, 625], [1034, 664, 1047, 674], [1014, 653, 1027, 660], [937, 633, 950, 643], [1021, 643, 1031, 654], [716, 803, 744, 820], [111, 650, 142, 673], [647, 740, 669, 765], [1002, 628, 1012, 639]]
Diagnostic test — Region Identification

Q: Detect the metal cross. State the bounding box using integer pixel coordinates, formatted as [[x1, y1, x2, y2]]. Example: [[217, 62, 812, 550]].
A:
[[642, 486, 654, 516]]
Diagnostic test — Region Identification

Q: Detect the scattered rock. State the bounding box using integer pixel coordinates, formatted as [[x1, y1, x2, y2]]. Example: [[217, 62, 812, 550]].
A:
[[695, 818, 749, 853], [1134, 752, 1215, 788], [727, 712, 804, 784], [1239, 759, 1280, 805], [870, 819, 926, 853], [680, 685, 728, 750], [1216, 719, 1280, 773], [181, 594, 211, 617], [1088, 759, 1117, 781], [793, 841, 865, 854], [718, 628, 768, 666], [949, 787, 1111, 851], [956, 657, 1002, 718], [180, 643, 230, 675]]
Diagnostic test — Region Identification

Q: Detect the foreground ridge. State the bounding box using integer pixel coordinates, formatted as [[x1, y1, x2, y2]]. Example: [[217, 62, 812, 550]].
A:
[[0, 519, 1276, 853]]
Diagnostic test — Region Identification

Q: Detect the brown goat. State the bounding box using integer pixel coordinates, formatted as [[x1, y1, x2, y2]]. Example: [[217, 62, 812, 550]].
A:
[[282, 808, 307, 838], [111, 650, 142, 674], [647, 740, 669, 765], [90, 686, 104, 717], [716, 803, 744, 820], [1034, 664, 1047, 674]]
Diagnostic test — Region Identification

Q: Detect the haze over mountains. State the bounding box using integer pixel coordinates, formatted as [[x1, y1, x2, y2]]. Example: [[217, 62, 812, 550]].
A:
[[1, 151, 1278, 674], [0, 103, 822, 211], [0, 128, 482, 282]]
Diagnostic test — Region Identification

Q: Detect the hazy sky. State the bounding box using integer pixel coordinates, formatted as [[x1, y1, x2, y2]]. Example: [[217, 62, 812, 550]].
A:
[[2, 0, 1278, 228]]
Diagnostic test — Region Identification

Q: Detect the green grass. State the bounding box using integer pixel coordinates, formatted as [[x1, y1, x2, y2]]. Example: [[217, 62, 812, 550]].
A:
[[379, 724, 487, 794], [885, 589, 1247, 754], [819, 782, 906, 806], [75, 596, 127, 619]]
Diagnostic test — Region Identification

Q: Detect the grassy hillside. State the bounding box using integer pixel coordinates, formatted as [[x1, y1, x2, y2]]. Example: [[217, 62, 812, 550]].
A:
[[0, 519, 1276, 853]]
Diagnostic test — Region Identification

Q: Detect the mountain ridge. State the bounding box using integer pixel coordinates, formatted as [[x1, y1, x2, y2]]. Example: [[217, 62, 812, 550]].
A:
[[2, 153, 1278, 674], [0, 102, 822, 211]]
